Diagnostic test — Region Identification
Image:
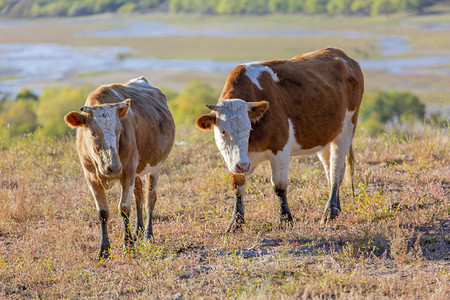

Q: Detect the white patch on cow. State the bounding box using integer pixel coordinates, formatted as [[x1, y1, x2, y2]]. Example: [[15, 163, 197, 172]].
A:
[[92, 106, 120, 150], [236, 184, 246, 198], [213, 99, 252, 173], [88, 185, 102, 211], [243, 62, 279, 90], [137, 162, 161, 176], [268, 119, 296, 188], [127, 77, 157, 90], [248, 150, 271, 173], [127, 77, 148, 86], [248, 119, 330, 186], [119, 182, 135, 211], [339, 57, 349, 65]]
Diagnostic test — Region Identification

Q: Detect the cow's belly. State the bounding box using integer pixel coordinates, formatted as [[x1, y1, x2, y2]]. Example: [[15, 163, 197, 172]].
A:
[[137, 162, 162, 176], [248, 118, 328, 167], [290, 142, 327, 156]]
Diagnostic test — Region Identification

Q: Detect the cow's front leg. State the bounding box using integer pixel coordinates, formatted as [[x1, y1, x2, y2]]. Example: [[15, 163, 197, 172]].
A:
[[86, 176, 110, 259], [227, 173, 246, 233], [270, 155, 293, 227], [144, 172, 160, 240], [275, 187, 293, 225], [119, 175, 135, 250]]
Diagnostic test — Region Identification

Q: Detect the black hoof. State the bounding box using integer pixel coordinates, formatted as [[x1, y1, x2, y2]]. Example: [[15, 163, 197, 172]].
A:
[[279, 214, 293, 230], [98, 244, 110, 260], [226, 223, 243, 233], [135, 228, 144, 239], [321, 207, 340, 224], [144, 230, 154, 242], [226, 213, 245, 233], [124, 235, 135, 248], [226, 217, 245, 233]]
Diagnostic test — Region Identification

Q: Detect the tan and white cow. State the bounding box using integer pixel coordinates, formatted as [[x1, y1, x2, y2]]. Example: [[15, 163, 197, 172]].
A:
[[196, 48, 364, 232], [65, 77, 175, 259]]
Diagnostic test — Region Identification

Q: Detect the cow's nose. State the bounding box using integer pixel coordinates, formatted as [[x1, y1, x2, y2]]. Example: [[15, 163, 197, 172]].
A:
[[235, 162, 250, 174], [106, 164, 122, 175]]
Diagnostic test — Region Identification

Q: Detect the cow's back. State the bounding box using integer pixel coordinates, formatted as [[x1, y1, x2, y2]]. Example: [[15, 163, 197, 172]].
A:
[[220, 47, 363, 154]]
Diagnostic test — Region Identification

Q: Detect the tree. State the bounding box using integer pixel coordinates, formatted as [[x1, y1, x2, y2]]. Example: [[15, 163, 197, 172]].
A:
[[268, 0, 290, 13], [350, 0, 372, 14], [168, 81, 218, 125], [216, 0, 244, 14], [0, 99, 38, 137], [326, 0, 353, 14], [303, 0, 328, 14], [16, 88, 38, 101], [36, 85, 91, 137], [360, 90, 425, 135]]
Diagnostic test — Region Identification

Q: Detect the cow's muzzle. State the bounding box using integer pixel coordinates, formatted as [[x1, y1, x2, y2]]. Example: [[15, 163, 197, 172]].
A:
[[233, 162, 251, 174], [102, 163, 122, 176]]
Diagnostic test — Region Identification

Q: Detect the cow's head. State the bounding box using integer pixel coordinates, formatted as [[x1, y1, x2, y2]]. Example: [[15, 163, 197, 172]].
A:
[[64, 99, 130, 177], [195, 99, 269, 174]]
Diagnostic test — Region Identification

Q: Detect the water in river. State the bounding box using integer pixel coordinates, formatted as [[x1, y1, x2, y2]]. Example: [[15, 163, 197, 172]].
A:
[[1, 20, 449, 97]]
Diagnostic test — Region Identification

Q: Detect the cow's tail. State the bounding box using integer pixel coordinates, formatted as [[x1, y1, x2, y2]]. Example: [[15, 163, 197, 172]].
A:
[[345, 145, 355, 198]]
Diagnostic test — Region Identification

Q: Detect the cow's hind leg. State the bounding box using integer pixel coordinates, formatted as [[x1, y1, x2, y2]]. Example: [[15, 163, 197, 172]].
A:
[[134, 177, 144, 237], [317, 146, 331, 189], [119, 175, 136, 250], [144, 171, 160, 240], [322, 128, 354, 224], [270, 155, 293, 227], [227, 173, 246, 233]]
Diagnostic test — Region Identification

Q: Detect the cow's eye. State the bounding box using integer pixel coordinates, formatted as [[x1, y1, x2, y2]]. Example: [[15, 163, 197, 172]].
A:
[[220, 129, 229, 137], [90, 130, 97, 138]]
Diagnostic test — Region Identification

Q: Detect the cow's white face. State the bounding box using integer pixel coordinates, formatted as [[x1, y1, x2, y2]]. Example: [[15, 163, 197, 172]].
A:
[[65, 100, 130, 177], [196, 99, 269, 174]]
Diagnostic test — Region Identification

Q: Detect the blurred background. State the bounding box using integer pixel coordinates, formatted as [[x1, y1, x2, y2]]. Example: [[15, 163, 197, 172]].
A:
[[0, 0, 449, 142]]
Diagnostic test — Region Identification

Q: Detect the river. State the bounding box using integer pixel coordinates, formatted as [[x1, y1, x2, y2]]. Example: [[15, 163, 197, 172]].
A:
[[1, 20, 449, 97]]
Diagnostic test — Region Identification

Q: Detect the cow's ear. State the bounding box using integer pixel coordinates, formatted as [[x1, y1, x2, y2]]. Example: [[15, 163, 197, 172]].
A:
[[248, 101, 269, 123], [64, 111, 86, 128], [117, 99, 130, 119], [195, 112, 216, 130]]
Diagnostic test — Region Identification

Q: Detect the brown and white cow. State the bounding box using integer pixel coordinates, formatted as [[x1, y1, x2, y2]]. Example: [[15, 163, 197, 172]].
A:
[[196, 47, 364, 232], [65, 77, 175, 259]]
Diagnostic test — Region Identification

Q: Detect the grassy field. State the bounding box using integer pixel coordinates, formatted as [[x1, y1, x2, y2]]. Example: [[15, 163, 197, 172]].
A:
[[0, 10, 449, 299], [0, 126, 448, 299]]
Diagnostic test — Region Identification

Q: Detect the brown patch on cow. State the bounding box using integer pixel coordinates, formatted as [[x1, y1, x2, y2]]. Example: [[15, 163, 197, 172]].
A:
[[195, 112, 217, 130], [219, 47, 364, 153], [231, 173, 246, 194], [248, 101, 269, 123]]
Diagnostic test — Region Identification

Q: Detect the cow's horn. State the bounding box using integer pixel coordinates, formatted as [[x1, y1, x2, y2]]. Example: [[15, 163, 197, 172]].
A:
[[80, 106, 93, 113], [206, 104, 217, 111]]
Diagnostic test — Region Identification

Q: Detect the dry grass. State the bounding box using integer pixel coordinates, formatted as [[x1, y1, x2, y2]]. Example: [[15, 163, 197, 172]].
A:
[[0, 125, 448, 299]]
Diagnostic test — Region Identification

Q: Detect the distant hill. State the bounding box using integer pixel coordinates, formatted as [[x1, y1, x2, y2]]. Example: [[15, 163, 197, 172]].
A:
[[0, 0, 446, 18]]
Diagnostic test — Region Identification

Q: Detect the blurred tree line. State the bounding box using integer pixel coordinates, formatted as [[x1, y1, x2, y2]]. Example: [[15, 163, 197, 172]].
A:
[[0, 81, 216, 144], [0, 81, 446, 146], [0, 0, 446, 17]]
